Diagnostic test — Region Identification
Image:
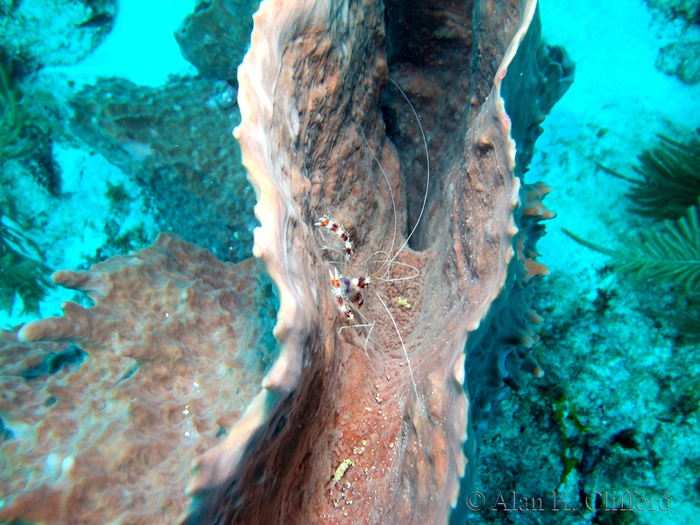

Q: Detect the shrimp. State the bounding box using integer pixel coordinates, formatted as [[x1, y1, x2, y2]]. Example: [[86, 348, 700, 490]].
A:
[[315, 78, 429, 401]]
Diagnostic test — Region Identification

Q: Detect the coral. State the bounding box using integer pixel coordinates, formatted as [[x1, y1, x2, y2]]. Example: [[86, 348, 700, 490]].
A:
[[601, 130, 700, 220], [175, 0, 258, 82], [505, 41, 575, 178], [0, 234, 278, 524], [565, 202, 700, 294], [535, 43, 576, 117], [0, 0, 569, 522], [568, 132, 700, 338], [569, 131, 700, 300], [478, 262, 700, 523]]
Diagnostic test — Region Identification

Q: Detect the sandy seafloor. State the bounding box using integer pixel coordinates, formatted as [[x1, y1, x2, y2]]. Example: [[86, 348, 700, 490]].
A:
[[0, 0, 200, 328], [1, 0, 700, 524]]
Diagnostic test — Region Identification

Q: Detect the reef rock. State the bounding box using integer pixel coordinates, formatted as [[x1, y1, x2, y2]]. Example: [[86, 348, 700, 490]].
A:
[[69, 76, 256, 263], [656, 40, 700, 84], [175, 0, 257, 82], [0, 0, 115, 70]]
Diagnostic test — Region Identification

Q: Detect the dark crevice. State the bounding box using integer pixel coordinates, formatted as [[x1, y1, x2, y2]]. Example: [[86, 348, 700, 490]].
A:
[[20, 345, 86, 380]]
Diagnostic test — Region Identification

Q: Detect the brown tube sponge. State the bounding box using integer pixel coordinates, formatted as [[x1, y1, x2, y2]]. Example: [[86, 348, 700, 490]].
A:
[[184, 0, 539, 523]]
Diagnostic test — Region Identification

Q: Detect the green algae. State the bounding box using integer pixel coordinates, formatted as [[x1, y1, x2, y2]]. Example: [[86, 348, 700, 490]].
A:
[[0, 204, 52, 315], [0, 60, 30, 165]]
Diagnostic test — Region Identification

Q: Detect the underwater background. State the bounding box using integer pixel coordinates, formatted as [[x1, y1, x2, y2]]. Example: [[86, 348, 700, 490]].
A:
[[479, 1, 700, 524], [1, 0, 699, 523]]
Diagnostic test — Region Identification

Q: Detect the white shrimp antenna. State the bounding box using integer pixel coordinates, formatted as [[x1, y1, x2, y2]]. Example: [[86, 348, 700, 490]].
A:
[[385, 78, 431, 269], [361, 78, 431, 280], [361, 129, 397, 280], [338, 314, 375, 358]]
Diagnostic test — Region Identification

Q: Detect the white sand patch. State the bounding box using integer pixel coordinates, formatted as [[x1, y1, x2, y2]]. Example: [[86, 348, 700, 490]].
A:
[[1, 144, 158, 329], [534, 0, 700, 275]]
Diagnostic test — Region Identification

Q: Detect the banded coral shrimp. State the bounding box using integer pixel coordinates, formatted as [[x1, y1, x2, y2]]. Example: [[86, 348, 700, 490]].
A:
[[314, 79, 430, 401]]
